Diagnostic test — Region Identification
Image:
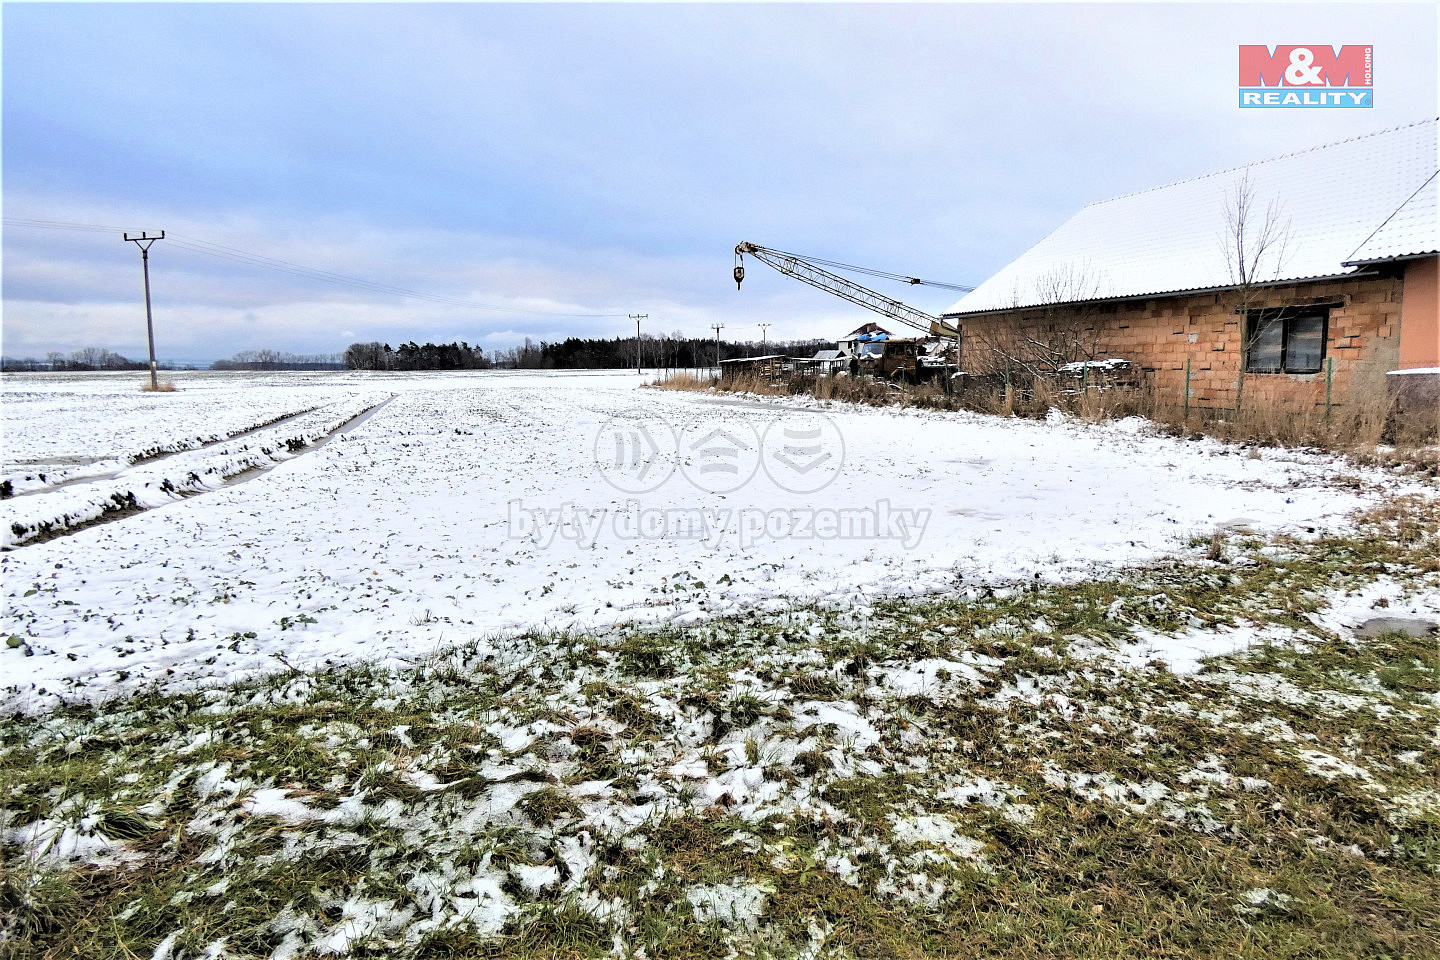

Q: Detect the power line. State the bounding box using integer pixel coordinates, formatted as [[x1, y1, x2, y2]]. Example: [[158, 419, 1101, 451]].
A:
[[4, 217, 118, 234], [2, 217, 633, 319], [165, 234, 475, 308]]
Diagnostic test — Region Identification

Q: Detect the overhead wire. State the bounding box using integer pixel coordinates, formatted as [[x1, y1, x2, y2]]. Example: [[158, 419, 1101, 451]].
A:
[[3, 217, 117, 234], [2, 217, 633, 318], [7, 218, 976, 307]]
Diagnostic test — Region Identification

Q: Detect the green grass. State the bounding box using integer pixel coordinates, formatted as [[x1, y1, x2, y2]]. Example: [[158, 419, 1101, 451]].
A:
[[2, 496, 1438, 959]]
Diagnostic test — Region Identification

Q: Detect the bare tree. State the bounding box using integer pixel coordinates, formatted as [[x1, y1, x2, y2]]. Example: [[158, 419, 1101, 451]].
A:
[[70, 346, 107, 369], [344, 342, 388, 370], [1221, 170, 1292, 411], [973, 263, 1108, 386]]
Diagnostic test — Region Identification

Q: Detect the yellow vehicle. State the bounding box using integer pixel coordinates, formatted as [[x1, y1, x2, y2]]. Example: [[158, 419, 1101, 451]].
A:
[[733, 242, 971, 382], [851, 336, 928, 383]]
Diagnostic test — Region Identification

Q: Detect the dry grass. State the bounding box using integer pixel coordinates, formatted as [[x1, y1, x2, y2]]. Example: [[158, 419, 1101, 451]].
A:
[[138, 379, 177, 393], [4, 499, 1438, 960], [658, 368, 1437, 464], [1149, 391, 1439, 474], [717, 371, 794, 396], [1152, 386, 1388, 448], [651, 372, 712, 392]]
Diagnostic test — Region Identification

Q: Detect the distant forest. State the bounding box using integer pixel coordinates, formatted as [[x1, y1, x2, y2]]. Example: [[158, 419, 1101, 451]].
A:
[[1, 348, 185, 373], [1, 348, 343, 372], [1, 335, 838, 375], [210, 350, 345, 371], [343, 341, 490, 371], [342, 336, 835, 371]]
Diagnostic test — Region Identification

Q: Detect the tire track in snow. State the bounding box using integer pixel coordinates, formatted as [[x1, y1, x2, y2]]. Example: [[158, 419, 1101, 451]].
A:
[[1, 395, 395, 550], [1, 405, 326, 500]]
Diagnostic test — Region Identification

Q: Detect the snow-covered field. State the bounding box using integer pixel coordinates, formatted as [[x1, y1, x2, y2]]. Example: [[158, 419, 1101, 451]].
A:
[[1, 372, 377, 493], [5, 370, 1439, 960], [0, 370, 1412, 711]]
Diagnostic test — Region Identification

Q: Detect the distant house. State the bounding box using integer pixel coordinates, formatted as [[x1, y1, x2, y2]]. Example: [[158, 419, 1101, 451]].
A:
[[942, 120, 1438, 411], [838, 321, 899, 359], [801, 348, 847, 374]]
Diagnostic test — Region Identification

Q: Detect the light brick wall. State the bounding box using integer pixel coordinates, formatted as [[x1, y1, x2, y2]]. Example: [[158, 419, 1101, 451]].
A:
[[956, 274, 1404, 409]]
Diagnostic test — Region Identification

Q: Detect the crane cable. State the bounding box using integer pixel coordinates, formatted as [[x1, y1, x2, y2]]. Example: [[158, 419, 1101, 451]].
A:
[[741, 244, 975, 292]]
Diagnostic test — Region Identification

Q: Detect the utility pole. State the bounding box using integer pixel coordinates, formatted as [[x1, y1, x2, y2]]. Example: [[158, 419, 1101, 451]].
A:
[[758, 323, 770, 355], [629, 313, 647, 374], [712, 324, 724, 373], [124, 230, 165, 390]]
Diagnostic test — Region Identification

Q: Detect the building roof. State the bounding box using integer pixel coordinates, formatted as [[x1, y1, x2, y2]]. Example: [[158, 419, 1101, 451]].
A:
[[842, 321, 896, 339], [718, 354, 786, 364], [1345, 171, 1438, 265], [945, 120, 1439, 317]]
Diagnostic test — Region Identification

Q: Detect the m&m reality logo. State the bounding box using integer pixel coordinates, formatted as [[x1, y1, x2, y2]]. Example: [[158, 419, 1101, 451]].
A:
[[1239, 45, 1373, 108]]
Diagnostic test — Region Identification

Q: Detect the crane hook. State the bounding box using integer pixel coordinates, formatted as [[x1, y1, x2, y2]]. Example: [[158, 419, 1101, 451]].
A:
[[733, 250, 745, 290]]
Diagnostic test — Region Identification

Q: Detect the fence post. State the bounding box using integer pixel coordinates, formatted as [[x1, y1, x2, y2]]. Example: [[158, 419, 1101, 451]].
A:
[[1184, 358, 1191, 419], [1325, 356, 1334, 421]]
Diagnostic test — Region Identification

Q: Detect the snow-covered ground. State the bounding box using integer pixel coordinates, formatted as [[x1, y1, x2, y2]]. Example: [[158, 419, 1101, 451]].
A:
[[0, 370, 1410, 711], [1, 371, 375, 492]]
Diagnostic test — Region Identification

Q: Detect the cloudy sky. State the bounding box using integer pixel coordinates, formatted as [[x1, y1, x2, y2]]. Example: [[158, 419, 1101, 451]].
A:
[[3, 3, 1435, 363]]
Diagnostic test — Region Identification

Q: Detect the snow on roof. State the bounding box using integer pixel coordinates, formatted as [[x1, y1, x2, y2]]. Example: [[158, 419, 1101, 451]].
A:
[[843, 322, 895, 338], [945, 120, 1438, 317], [1345, 171, 1438, 264]]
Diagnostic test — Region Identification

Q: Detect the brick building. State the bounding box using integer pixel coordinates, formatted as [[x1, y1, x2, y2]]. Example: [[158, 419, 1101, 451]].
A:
[[942, 121, 1438, 412]]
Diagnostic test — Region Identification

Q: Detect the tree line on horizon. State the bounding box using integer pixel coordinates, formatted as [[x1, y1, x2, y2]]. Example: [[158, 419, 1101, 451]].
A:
[[210, 350, 345, 370], [1, 347, 345, 373], [2, 334, 840, 375], [1, 348, 182, 373], [343, 341, 490, 371], [342, 335, 837, 372]]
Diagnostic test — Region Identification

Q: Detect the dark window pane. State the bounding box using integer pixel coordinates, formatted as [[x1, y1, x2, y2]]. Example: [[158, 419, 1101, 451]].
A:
[[1285, 313, 1325, 373], [1247, 315, 1284, 373]]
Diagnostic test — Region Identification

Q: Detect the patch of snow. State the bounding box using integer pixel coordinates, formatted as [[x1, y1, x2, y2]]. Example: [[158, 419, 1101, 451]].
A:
[[1298, 750, 1376, 782], [510, 863, 560, 893], [686, 880, 771, 932], [890, 814, 990, 867]]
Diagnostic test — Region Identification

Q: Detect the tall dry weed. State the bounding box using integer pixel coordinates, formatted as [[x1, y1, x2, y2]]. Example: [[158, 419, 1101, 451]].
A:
[[652, 368, 1434, 464]]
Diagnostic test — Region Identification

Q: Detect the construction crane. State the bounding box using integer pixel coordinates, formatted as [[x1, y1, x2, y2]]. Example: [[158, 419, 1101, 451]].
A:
[[732, 242, 970, 339]]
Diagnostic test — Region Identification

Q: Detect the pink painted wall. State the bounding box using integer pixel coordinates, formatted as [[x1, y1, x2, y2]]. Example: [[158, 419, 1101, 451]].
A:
[[1398, 256, 1439, 369]]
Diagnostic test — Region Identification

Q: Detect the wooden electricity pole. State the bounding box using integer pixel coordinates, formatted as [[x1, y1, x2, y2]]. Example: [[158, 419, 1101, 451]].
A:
[[124, 231, 165, 390], [629, 313, 647, 374], [712, 323, 724, 372]]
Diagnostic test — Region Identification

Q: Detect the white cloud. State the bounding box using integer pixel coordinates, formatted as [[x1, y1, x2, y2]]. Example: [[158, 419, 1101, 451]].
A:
[[3, 4, 1433, 361]]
